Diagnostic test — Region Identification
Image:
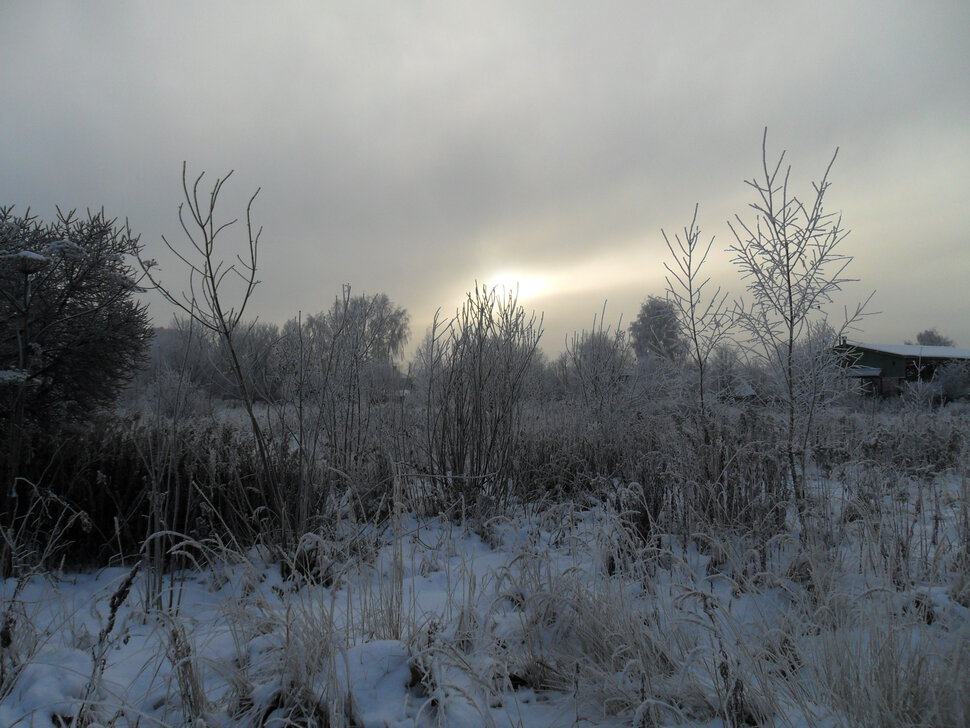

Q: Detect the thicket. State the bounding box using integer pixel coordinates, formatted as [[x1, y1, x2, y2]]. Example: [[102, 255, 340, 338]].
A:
[[4, 140, 967, 573]]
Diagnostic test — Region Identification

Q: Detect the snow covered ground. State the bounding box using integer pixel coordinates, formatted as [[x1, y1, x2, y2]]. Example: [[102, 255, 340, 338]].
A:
[[2, 478, 969, 727]]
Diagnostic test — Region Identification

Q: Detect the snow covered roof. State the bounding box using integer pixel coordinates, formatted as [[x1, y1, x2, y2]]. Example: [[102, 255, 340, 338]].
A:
[[849, 343, 970, 360]]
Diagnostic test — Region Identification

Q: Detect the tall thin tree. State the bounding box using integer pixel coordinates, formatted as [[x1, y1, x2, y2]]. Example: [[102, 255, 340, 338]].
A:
[[728, 131, 868, 509]]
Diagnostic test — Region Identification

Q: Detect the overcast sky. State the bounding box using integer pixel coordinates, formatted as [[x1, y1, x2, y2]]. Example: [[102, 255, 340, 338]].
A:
[[2, 1, 968, 354]]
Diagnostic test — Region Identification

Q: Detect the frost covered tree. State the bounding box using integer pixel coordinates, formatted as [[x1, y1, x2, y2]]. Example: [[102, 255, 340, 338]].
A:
[[0, 207, 151, 425], [728, 131, 868, 510], [301, 288, 410, 367], [662, 205, 732, 414], [628, 296, 686, 363], [279, 287, 410, 405], [275, 287, 410, 499], [562, 313, 635, 413], [913, 329, 955, 347]]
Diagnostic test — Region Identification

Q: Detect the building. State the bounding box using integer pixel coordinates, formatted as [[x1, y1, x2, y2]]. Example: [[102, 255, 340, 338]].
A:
[[836, 341, 970, 396]]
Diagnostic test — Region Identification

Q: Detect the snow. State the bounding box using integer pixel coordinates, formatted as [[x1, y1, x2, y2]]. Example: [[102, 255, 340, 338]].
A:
[[2, 483, 968, 727], [340, 641, 412, 727], [44, 238, 83, 260], [104, 270, 139, 289], [1, 250, 51, 273], [0, 647, 92, 726], [13, 250, 49, 263]]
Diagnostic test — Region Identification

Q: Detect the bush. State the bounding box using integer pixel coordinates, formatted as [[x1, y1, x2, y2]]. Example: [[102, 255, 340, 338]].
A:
[[417, 285, 542, 512], [937, 360, 970, 402]]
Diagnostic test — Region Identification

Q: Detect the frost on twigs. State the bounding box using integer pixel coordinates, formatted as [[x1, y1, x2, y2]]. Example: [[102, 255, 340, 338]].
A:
[[0, 250, 50, 273], [43, 238, 84, 260]]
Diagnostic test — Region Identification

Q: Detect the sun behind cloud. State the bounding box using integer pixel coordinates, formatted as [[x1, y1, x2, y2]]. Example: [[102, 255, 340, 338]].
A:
[[482, 270, 550, 301]]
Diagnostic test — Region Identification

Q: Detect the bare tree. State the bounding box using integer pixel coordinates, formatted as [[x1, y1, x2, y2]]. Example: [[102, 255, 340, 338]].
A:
[[662, 204, 732, 415], [139, 165, 297, 545], [728, 130, 868, 510]]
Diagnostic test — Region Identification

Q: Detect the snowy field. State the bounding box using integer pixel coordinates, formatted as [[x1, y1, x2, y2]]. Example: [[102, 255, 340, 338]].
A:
[[3, 472, 968, 728]]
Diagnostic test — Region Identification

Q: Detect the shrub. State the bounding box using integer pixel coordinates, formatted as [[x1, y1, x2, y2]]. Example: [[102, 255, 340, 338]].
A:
[[417, 284, 542, 512]]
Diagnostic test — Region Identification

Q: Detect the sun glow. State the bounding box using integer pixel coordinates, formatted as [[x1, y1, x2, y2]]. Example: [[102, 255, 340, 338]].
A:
[[483, 271, 549, 301]]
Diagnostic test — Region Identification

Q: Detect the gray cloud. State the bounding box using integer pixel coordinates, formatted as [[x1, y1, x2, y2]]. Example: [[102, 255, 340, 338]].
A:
[[2, 0, 969, 352]]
